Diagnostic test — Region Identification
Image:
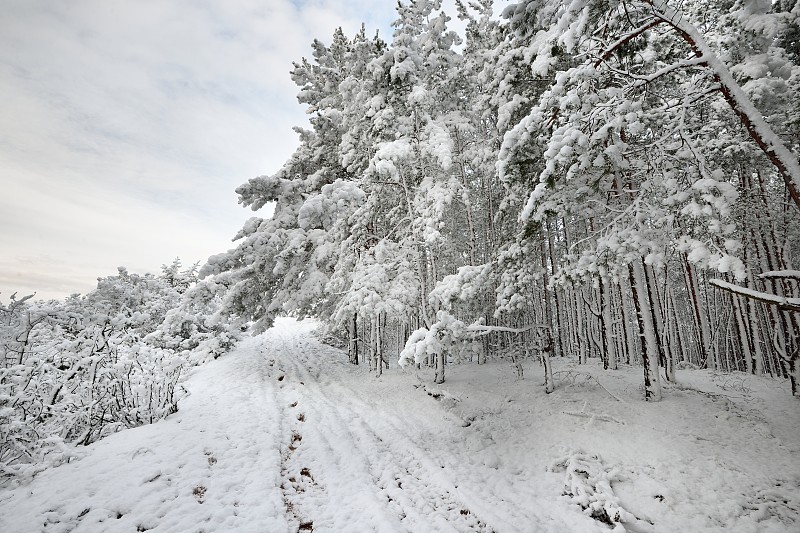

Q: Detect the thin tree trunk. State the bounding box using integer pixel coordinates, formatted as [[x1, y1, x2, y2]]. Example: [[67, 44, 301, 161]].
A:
[[542, 331, 555, 394], [546, 220, 564, 357], [349, 313, 359, 365], [629, 262, 662, 401], [575, 287, 588, 364], [684, 256, 715, 368], [645, 264, 671, 381], [730, 290, 753, 374], [375, 314, 383, 377], [601, 278, 617, 370]]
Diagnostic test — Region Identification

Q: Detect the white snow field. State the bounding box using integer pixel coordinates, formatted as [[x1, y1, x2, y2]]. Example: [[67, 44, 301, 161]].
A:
[[1, 318, 798, 532]]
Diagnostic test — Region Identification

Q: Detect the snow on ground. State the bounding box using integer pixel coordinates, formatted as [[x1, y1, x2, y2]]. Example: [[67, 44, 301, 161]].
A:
[[1, 318, 798, 532]]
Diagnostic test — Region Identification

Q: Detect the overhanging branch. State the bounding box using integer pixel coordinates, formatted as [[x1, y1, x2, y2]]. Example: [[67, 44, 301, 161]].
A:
[[710, 279, 800, 312], [593, 18, 664, 68]]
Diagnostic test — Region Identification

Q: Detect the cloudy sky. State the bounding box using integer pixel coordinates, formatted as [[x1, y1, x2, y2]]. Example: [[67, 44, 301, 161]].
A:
[[1, 0, 416, 301]]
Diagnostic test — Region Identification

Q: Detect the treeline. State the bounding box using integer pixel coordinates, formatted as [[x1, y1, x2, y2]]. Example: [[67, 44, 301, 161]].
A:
[[199, 0, 800, 397], [0, 260, 235, 481]]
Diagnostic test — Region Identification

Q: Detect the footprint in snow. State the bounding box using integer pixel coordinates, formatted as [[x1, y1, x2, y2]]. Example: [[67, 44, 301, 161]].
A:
[[289, 432, 302, 453], [203, 449, 217, 466], [193, 485, 206, 504], [300, 467, 314, 483]]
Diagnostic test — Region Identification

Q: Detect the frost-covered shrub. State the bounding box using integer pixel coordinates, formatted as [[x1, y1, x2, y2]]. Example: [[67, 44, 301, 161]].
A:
[[146, 278, 240, 365], [0, 263, 235, 483], [549, 451, 636, 527], [0, 336, 184, 481]]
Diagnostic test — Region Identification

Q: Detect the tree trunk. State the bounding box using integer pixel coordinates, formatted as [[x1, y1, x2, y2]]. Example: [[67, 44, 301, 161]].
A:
[[375, 314, 383, 378], [349, 313, 359, 365], [542, 332, 554, 394], [575, 287, 588, 364], [683, 256, 716, 368], [434, 350, 445, 384], [629, 262, 662, 401], [601, 278, 617, 370], [645, 264, 673, 381]]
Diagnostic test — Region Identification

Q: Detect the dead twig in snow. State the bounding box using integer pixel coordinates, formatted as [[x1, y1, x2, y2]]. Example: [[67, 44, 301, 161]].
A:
[[552, 371, 626, 403]]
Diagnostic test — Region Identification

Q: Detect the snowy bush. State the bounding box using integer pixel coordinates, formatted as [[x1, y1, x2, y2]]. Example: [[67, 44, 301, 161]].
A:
[[0, 262, 234, 483], [549, 451, 636, 528], [146, 280, 240, 366]]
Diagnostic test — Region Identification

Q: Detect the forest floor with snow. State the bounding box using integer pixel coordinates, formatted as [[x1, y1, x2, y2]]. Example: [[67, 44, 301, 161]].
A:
[[1, 318, 798, 533]]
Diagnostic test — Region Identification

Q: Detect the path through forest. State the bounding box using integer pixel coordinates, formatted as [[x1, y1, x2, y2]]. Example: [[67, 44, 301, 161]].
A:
[[242, 320, 580, 532], [1, 319, 798, 532]]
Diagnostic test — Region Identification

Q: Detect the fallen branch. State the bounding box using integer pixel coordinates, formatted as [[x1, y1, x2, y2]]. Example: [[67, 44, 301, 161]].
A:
[[552, 371, 626, 403], [564, 410, 626, 425]]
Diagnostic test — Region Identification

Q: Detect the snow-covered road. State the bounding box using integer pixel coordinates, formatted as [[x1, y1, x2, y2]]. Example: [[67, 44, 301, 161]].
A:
[[247, 320, 585, 532], [2, 318, 798, 532], [0, 319, 590, 532]]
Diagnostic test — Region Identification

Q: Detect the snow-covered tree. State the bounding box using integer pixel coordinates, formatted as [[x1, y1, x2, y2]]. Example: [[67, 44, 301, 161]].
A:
[[205, 0, 798, 397]]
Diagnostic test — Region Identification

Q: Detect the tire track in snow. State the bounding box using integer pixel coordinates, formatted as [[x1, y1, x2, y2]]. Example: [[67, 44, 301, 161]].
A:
[[270, 330, 401, 532], [284, 331, 554, 532], [269, 327, 495, 533], [320, 378, 548, 532], [249, 330, 318, 532]]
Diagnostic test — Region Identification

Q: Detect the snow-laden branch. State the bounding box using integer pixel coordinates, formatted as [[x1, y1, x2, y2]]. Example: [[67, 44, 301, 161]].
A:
[[631, 57, 707, 86], [465, 323, 548, 335], [759, 270, 800, 281], [593, 17, 663, 68], [640, 0, 800, 210], [709, 279, 800, 312]]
